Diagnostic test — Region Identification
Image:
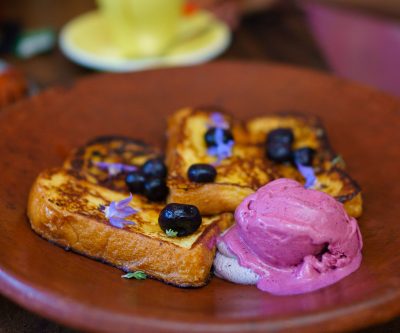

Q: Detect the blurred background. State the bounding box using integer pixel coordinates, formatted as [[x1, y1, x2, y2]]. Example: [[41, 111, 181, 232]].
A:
[[1, 0, 400, 331], [1, 0, 399, 107]]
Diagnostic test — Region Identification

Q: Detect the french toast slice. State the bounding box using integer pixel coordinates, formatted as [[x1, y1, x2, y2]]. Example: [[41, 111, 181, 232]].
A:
[[28, 136, 234, 287], [166, 108, 362, 217], [28, 168, 233, 287], [166, 107, 276, 215]]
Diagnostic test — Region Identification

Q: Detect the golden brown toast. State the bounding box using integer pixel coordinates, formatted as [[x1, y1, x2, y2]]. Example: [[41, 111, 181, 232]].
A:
[[166, 108, 362, 217], [28, 137, 234, 287]]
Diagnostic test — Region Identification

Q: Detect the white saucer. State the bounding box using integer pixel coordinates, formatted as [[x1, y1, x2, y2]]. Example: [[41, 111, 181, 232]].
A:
[[59, 10, 231, 72]]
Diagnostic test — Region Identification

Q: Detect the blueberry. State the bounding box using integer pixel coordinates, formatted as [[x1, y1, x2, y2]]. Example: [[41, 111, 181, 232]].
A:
[[125, 171, 146, 193], [266, 142, 292, 163], [188, 164, 217, 183], [205, 127, 234, 148], [266, 128, 294, 145], [142, 158, 167, 179], [158, 203, 202, 237], [293, 147, 316, 166], [144, 177, 169, 202]]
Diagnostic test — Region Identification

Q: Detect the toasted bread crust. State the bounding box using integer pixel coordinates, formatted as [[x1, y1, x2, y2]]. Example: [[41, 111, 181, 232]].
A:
[[28, 172, 233, 287]]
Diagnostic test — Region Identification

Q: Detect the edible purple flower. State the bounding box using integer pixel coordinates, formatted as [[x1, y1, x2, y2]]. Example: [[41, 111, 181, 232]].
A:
[[207, 128, 234, 164], [96, 161, 137, 177], [101, 193, 138, 228], [207, 113, 234, 164], [210, 112, 229, 129], [296, 163, 316, 189]]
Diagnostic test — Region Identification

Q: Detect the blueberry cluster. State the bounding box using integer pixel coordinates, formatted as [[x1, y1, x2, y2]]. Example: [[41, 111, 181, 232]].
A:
[[125, 158, 169, 201], [266, 128, 315, 166]]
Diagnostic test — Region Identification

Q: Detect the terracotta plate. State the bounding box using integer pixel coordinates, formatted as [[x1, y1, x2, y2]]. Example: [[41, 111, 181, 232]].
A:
[[0, 62, 399, 333]]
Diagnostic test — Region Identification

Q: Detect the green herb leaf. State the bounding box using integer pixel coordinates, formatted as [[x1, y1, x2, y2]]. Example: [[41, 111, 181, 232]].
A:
[[121, 271, 147, 280], [331, 155, 346, 168], [165, 229, 178, 237]]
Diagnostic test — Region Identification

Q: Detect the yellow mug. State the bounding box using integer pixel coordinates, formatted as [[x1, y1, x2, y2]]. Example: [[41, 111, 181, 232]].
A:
[[97, 0, 184, 58]]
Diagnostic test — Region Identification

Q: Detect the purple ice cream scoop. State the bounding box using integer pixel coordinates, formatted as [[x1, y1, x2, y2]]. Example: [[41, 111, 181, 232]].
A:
[[214, 178, 363, 295]]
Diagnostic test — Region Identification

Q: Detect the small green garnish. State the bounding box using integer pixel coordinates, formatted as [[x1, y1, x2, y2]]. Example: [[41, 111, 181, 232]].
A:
[[166, 229, 178, 237], [331, 155, 346, 168], [121, 271, 147, 280]]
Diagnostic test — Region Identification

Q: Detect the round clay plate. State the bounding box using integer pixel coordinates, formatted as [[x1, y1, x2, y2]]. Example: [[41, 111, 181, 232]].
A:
[[0, 62, 399, 333]]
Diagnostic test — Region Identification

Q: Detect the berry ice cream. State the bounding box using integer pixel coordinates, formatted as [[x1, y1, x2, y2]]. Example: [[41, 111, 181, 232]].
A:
[[213, 179, 363, 295]]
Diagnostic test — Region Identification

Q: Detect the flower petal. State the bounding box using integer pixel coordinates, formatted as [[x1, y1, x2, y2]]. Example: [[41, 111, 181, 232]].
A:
[[116, 205, 138, 218], [95, 161, 111, 169], [108, 165, 122, 176], [109, 216, 135, 229], [104, 201, 117, 219], [102, 194, 138, 228], [122, 165, 138, 172], [297, 163, 317, 189], [115, 193, 133, 209], [96, 162, 137, 177], [215, 127, 224, 145], [211, 112, 228, 128], [207, 114, 234, 163]]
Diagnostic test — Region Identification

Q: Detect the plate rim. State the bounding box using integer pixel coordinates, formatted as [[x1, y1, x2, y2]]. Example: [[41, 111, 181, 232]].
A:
[[1, 61, 400, 332], [1, 264, 400, 333]]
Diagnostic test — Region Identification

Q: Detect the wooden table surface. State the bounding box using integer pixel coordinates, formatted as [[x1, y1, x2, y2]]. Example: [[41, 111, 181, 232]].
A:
[[0, 1, 399, 332]]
